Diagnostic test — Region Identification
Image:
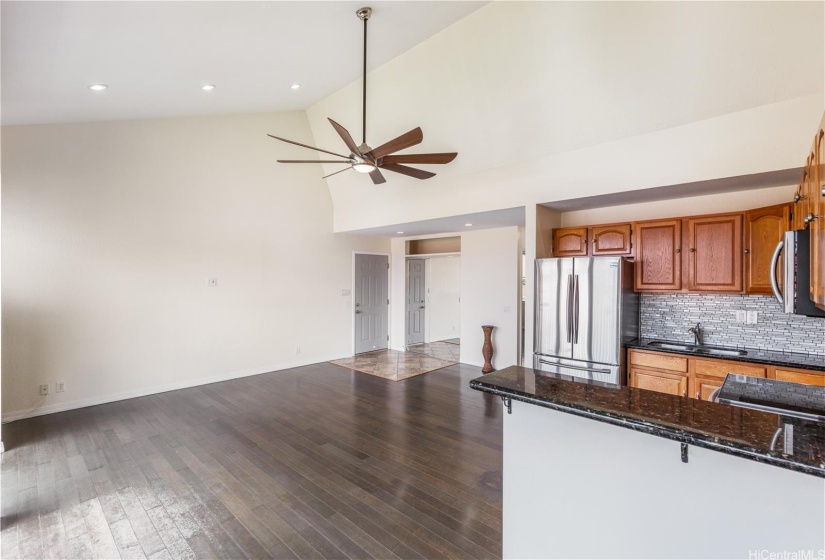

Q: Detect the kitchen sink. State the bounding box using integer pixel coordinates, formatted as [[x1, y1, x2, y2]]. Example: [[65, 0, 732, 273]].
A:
[[694, 347, 748, 357], [647, 341, 697, 352], [646, 340, 748, 357]]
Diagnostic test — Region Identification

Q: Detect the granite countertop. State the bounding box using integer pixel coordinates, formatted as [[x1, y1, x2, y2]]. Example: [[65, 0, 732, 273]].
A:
[[626, 338, 825, 372], [470, 366, 825, 478]]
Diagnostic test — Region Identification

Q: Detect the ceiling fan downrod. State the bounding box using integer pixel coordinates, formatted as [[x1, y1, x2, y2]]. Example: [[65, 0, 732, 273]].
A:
[[356, 7, 371, 147]]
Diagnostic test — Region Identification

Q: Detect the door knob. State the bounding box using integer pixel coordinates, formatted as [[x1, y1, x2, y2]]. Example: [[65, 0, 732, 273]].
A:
[[355, 310, 362, 314]]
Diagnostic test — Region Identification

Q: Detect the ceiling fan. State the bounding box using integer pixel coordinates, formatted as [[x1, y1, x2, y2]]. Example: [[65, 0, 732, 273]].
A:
[[267, 7, 457, 185]]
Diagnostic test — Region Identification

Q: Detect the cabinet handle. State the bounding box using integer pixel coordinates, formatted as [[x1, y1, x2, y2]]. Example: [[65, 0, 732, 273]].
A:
[[794, 193, 803, 203], [744, 249, 750, 254], [675, 248, 681, 253], [689, 248, 695, 253], [696, 391, 699, 399], [804, 213, 821, 226]]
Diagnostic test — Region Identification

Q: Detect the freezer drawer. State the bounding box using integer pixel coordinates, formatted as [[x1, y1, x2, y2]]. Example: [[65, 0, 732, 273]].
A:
[[533, 355, 623, 387]]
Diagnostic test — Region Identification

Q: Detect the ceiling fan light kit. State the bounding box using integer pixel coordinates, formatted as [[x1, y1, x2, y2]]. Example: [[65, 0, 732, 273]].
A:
[[267, 6, 457, 184]]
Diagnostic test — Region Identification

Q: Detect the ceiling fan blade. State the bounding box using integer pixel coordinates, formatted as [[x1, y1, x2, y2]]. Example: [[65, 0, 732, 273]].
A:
[[369, 127, 423, 159], [380, 152, 457, 165], [323, 167, 353, 179], [328, 118, 362, 156], [381, 163, 436, 180], [278, 160, 352, 163], [267, 134, 350, 159], [369, 169, 386, 185]]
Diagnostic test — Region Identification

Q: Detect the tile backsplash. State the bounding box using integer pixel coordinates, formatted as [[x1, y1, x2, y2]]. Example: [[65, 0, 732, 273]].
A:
[[640, 293, 825, 356]]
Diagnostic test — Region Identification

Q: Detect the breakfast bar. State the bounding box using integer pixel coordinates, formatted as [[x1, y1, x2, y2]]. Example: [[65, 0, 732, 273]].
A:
[[471, 366, 825, 559]]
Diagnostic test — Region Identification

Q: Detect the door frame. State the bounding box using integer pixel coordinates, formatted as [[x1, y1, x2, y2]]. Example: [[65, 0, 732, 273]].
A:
[[352, 251, 391, 356]]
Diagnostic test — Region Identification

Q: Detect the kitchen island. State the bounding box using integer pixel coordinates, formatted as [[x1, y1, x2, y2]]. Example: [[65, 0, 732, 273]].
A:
[[471, 366, 825, 559]]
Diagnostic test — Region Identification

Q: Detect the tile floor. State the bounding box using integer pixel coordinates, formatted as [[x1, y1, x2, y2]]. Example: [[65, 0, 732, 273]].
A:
[[329, 340, 461, 381]]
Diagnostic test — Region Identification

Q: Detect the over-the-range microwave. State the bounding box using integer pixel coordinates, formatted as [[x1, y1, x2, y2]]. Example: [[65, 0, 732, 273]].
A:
[[770, 229, 825, 318]]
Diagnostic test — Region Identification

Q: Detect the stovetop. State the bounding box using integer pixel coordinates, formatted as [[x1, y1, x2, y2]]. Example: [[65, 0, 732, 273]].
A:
[[717, 375, 825, 422]]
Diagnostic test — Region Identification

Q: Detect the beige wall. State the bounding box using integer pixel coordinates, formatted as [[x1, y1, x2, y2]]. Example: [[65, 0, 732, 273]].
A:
[[559, 185, 796, 227], [308, 2, 824, 232], [1, 112, 388, 420]]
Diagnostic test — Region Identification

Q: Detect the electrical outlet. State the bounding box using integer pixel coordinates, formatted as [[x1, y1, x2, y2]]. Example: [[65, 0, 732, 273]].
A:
[[207, 277, 217, 287], [746, 310, 758, 324], [735, 310, 746, 323], [39, 384, 49, 396], [341, 288, 351, 296], [55, 381, 65, 393]]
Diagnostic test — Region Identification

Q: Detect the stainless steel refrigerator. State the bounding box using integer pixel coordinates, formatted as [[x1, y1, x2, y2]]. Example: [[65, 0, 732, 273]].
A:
[[534, 257, 639, 386]]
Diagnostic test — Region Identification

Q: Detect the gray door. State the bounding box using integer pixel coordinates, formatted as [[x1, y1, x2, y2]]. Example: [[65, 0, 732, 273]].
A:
[[571, 257, 621, 365], [407, 259, 426, 345], [535, 258, 574, 359], [354, 254, 389, 354]]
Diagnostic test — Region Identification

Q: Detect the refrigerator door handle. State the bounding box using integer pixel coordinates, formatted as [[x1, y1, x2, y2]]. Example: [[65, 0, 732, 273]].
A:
[[769, 240, 784, 306], [573, 275, 580, 343], [537, 358, 612, 375], [566, 274, 573, 343]]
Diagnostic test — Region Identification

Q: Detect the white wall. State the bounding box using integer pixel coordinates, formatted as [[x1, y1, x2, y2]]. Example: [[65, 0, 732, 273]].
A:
[[460, 227, 520, 369], [1, 112, 389, 421], [505, 400, 825, 559], [307, 1, 824, 233], [427, 256, 460, 342]]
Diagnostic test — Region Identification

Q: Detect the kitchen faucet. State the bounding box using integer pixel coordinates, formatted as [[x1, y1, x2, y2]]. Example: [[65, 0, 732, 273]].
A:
[[688, 323, 703, 346]]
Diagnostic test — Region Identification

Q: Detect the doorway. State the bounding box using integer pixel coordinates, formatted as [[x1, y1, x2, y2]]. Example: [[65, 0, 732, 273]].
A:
[[406, 255, 461, 361], [354, 253, 389, 354]]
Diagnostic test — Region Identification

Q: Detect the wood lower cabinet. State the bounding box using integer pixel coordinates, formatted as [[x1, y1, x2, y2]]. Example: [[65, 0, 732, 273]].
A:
[[774, 367, 825, 387], [694, 377, 723, 401], [686, 213, 743, 292], [633, 220, 682, 291], [552, 227, 588, 257], [591, 224, 632, 256], [744, 204, 789, 294], [629, 368, 688, 397], [628, 348, 825, 398]]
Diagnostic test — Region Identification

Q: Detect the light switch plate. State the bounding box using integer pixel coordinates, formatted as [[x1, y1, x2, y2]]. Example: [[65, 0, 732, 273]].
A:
[[746, 310, 757, 324], [207, 277, 217, 287], [735, 310, 746, 323]]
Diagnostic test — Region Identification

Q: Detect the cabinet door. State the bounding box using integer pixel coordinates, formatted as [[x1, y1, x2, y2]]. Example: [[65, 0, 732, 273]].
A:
[[686, 213, 743, 292], [629, 368, 688, 397], [744, 204, 789, 294], [552, 227, 588, 257], [694, 377, 722, 401], [813, 126, 825, 309], [633, 220, 681, 291], [590, 224, 632, 256], [774, 367, 825, 387]]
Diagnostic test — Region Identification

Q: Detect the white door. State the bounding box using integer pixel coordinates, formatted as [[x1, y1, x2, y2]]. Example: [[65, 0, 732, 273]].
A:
[[407, 259, 426, 346], [354, 254, 389, 354]]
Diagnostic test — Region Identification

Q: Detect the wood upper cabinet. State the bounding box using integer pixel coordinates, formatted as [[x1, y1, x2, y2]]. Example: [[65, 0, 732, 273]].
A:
[[591, 224, 632, 256], [812, 123, 825, 309], [686, 213, 743, 292], [552, 227, 588, 257], [744, 204, 789, 294], [792, 170, 809, 231], [633, 220, 681, 291]]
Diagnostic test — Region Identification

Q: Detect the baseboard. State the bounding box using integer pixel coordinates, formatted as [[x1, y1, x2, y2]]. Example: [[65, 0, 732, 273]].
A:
[[2, 354, 344, 423]]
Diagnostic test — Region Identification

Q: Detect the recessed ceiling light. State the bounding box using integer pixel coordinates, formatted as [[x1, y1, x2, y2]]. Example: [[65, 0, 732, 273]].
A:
[[396, 231, 404, 234], [465, 223, 473, 227], [290, 84, 301, 90], [201, 84, 216, 91], [88, 84, 108, 91]]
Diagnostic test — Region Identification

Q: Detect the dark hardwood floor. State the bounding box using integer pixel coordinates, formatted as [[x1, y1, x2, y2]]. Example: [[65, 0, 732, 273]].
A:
[[1, 362, 503, 559]]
